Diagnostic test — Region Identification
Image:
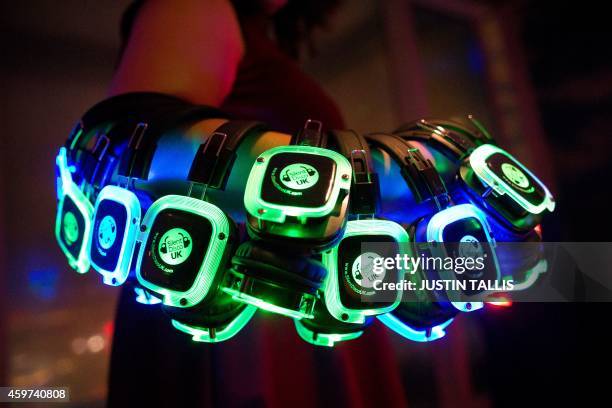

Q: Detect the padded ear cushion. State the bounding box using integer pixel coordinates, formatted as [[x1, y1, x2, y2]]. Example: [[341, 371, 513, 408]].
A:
[[231, 241, 327, 292], [162, 291, 245, 329]]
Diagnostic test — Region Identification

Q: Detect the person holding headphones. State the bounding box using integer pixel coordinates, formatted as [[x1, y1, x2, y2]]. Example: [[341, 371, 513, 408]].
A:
[[54, 0, 552, 406]]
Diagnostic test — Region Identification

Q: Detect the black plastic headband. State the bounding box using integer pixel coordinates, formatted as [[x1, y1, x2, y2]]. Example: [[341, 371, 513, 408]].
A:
[[329, 129, 380, 216], [116, 105, 226, 181], [395, 116, 493, 143], [365, 133, 450, 209], [291, 119, 327, 147], [68, 92, 225, 185], [394, 119, 478, 160], [188, 120, 266, 191]]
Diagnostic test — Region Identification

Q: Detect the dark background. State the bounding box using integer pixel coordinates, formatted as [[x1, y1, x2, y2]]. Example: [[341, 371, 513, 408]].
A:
[[1, 0, 609, 406]]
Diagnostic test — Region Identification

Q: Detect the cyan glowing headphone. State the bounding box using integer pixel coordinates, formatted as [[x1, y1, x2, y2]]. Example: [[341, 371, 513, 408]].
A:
[[394, 118, 555, 231]]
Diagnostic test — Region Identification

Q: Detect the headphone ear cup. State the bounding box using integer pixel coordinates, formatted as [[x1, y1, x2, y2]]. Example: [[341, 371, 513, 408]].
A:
[[231, 241, 327, 291], [160, 242, 167, 254], [183, 235, 191, 247], [162, 291, 245, 330], [304, 298, 373, 334]]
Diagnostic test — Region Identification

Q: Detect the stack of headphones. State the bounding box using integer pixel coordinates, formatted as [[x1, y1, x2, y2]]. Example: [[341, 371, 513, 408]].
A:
[[54, 93, 555, 346]]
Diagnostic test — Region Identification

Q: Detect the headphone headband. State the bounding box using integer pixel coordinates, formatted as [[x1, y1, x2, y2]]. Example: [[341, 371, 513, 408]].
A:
[[329, 129, 379, 216], [116, 104, 225, 181], [365, 133, 450, 210], [68, 92, 225, 187], [394, 118, 480, 159], [188, 120, 266, 191], [291, 119, 327, 147]]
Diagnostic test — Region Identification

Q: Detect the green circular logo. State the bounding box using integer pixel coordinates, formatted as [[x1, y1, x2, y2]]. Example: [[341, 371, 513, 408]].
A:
[[501, 163, 529, 188], [158, 228, 192, 265], [351, 252, 383, 289], [62, 211, 79, 245], [97, 215, 117, 250], [280, 163, 319, 190]]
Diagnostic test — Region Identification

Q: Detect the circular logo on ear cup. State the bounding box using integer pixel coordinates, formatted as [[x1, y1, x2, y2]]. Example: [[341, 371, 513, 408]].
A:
[[62, 211, 79, 245], [97, 215, 117, 250], [501, 162, 530, 189], [279, 163, 319, 190], [158, 228, 192, 266], [459, 235, 484, 259], [351, 252, 383, 289]]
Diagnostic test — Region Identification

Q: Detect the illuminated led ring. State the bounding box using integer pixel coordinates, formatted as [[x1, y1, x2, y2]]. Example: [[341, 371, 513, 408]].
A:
[[294, 319, 363, 347], [171, 305, 257, 343], [135, 195, 232, 308], [55, 147, 93, 274], [377, 313, 454, 342], [323, 220, 410, 323]]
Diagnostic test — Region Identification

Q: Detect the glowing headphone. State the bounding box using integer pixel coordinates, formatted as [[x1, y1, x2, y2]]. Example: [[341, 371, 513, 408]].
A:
[[55, 147, 94, 274], [56, 93, 202, 275], [394, 117, 555, 231], [223, 120, 352, 320], [365, 133, 500, 313], [130, 120, 268, 342], [294, 299, 373, 347], [295, 129, 409, 346], [85, 99, 224, 287], [243, 119, 352, 249], [321, 130, 410, 324], [55, 93, 555, 345]]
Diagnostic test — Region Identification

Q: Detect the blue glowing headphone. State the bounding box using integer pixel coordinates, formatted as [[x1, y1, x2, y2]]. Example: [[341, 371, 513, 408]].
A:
[[394, 118, 555, 231], [55, 93, 209, 275], [365, 133, 500, 312]]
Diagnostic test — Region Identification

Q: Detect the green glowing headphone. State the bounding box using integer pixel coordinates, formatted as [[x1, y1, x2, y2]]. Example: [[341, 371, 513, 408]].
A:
[[223, 120, 353, 320], [320, 130, 410, 324], [366, 133, 500, 313], [134, 121, 265, 307], [293, 129, 409, 345], [128, 120, 265, 342], [394, 118, 555, 231], [243, 119, 352, 250]]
